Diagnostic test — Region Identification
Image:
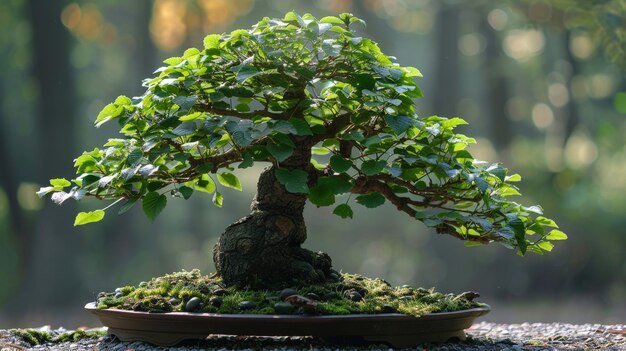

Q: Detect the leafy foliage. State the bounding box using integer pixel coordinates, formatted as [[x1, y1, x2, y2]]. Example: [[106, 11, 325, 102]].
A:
[[39, 12, 565, 255]]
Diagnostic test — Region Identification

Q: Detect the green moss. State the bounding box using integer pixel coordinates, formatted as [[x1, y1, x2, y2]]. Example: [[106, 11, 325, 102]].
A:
[[13, 328, 106, 346], [96, 269, 487, 317]]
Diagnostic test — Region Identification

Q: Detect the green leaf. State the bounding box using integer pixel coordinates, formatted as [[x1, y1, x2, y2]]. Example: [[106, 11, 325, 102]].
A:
[[546, 229, 568, 240], [384, 115, 415, 135], [274, 168, 309, 194], [288, 118, 313, 136], [114, 95, 132, 105], [508, 217, 527, 254], [272, 120, 297, 134], [212, 191, 223, 207], [179, 112, 204, 121], [179, 186, 193, 200], [173, 96, 198, 113], [267, 142, 294, 162], [488, 165, 507, 181], [333, 204, 353, 219], [238, 152, 254, 169], [74, 210, 105, 226], [423, 218, 443, 227], [361, 160, 386, 176], [506, 174, 522, 182], [317, 175, 352, 194], [195, 174, 216, 194], [142, 192, 167, 221], [172, 122, 197, 136], [319, 16, 345, 25], [50, 178, 71, 187], [236, 65, 262, 83], [95, 103, 123, 127], [311, 146, 330, 155], [536, 216, 558, 228], [118, 198, 138, 215], [329, 155, 353, 173], [203, 34, 221, 49], [442, 117, 468, 129], [403, 66, 422, 77], [353, 73, 376, 90], [36, 186, 55, 198], [217, 172, 242, 191], [309, 183, 335, 207], [127, 150, 143, 166], [537, 241, 554, 252], [475, 177, 489, 193], [355, 192, 386, 208]]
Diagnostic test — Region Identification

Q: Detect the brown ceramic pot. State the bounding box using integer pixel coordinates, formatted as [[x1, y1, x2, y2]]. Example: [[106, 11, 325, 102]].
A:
[[85, 302, 489, 347]]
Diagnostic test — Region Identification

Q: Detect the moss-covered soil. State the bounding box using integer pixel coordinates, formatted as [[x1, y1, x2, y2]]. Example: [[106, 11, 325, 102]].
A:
[[96, 270, 486, 317], [13, 328, 106, 346]]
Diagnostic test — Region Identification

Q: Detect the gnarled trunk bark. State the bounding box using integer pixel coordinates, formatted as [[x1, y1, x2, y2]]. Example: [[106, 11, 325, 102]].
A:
[[213, 138, 334, 288]]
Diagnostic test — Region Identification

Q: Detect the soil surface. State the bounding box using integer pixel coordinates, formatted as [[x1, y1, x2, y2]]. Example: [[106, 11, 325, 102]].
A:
[[1, 322, 625, 350]]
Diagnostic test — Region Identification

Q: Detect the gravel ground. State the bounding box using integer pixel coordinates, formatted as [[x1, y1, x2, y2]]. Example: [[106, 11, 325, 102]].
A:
[[1, 323, 625, 350]]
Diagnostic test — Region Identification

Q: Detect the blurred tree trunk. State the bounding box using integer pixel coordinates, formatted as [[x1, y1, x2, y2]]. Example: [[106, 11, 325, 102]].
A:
[[9, 0, 80, 310], [102, 0, 160, 277], [563, 31, 580, 144], [481, 16, 512, 150], [133, 0, 157, 91], [433, 4, 460, 117], [0, 86, 34, 276]]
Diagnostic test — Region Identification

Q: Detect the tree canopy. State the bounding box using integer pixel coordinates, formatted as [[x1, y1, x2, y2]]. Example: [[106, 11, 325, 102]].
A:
[[38, 12, 566, 255]]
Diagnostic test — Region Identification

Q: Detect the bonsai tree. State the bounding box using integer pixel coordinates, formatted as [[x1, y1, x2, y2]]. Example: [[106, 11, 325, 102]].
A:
[[39, 12, 566, 289]]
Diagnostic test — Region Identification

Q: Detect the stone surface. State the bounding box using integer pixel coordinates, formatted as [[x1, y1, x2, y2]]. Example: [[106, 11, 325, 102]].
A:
[[1, 322, 625, 350]]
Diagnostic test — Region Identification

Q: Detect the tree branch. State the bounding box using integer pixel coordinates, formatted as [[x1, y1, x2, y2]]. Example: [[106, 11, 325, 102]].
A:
[[178, 137, 270, 179], [312, 111, 353, 142], [351, 176, 490, 244], [195, 103, 287, 120]]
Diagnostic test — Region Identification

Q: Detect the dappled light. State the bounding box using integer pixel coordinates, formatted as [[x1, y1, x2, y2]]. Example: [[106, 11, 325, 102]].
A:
[[565, 131, 598, 170], [531, 103, 554, 129], [151, 0, 187, 51], [503, 29, 545, 62]]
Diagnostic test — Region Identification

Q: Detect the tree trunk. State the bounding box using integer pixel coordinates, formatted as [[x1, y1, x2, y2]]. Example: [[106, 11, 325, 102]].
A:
[[213, 139, 333, 288], [482, 13, 512, 151]]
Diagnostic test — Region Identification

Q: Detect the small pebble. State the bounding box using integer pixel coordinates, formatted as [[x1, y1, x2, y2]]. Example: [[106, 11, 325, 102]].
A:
[[209, 297, 222, 308], [345, 290, 363, 302], [273, 302, 296, 314], [381, 304, 396, 313], [279, 288, 298, 301], [114, 292, 123, 299], [185, 297, 202, 312], [212, 288, 228, 296], [304, 293, 320, 301], [239, 301, 257, 310]]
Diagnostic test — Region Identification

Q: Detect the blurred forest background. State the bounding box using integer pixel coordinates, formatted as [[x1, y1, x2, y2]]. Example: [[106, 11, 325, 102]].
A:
[[1, 0, 625, 328]]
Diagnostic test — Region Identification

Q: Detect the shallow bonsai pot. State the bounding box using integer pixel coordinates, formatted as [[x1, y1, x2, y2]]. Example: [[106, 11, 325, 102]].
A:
[[85, 302, 489, 347]]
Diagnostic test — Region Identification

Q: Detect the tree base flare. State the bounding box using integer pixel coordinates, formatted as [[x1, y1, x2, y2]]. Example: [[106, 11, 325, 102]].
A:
[[213, 211, 333, 289]]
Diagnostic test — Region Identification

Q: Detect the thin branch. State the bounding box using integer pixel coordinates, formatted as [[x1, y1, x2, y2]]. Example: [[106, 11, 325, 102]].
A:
[[351, 176, 490, 244], [195, 103, 287, 120], [312, 111, 353, 142]]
